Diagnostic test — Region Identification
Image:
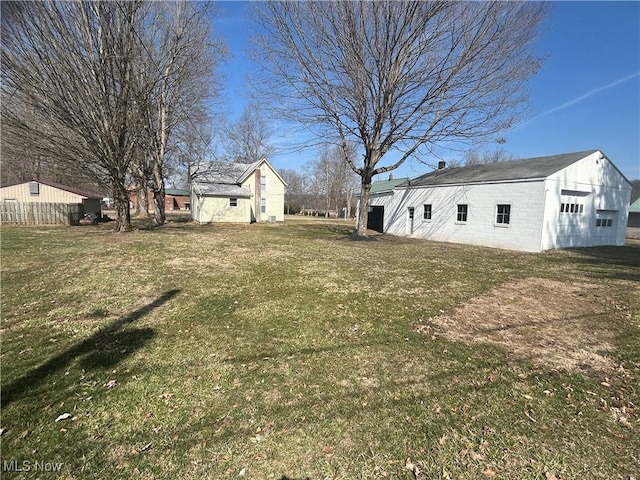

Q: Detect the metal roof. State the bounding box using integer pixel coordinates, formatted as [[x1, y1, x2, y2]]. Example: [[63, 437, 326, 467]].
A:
[[193, 161, 260, 185], [165, 188, 190, 196], [370, 178, 410, 194], [192, 183, 253, 198], [403, 150, 599, 187]]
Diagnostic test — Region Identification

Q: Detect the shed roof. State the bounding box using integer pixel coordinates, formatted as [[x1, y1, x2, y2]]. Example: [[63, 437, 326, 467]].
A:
[[192, 183, 253, 198], [630, 197, 640, 213], [0, 179, 102, 198], [194, 161, 261, 185], [403, 150, 598, 187], [165, 188, 190, 196], [370, 178, 410, 194]]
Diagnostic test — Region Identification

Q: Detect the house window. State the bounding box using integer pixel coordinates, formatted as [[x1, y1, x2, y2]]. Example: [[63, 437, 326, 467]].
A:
[[261, 198, 267, 213], [261, 175, 267, 191], [29, 181, 39, 195], [496, 204, 511, 225], [456, 204, 468, 223], [229, 198, 238, 207], [423, 204, 432, 220]]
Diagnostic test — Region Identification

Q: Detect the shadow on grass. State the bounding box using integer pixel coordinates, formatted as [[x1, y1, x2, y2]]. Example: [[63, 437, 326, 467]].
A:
[[566, 244, 640, 282], [2, 289, 180, 407]]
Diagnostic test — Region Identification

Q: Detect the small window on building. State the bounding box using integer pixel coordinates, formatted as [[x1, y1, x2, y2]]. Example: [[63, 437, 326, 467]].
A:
[[595, 210, 616, 229], [29, 181, 39, 195], [261, 175, 267, 191], [229, 198, 238, 207], [261, 198, 267, 213], [456, 204, 468, 223], [496, 204, 510, 225], [423, 204, 432, 220]]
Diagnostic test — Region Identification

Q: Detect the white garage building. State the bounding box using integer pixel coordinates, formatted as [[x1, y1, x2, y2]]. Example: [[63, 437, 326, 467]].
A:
[[367, 150, 631, 252]]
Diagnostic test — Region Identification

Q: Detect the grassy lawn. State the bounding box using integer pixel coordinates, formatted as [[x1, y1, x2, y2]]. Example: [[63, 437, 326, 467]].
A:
[[1, 218, 638, 479]]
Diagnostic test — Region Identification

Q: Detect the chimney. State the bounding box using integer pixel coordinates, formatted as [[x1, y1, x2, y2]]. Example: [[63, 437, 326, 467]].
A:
[[437, 161, 446, 170]]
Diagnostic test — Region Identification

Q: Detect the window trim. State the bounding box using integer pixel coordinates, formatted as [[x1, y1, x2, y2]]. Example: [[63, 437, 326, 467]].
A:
[[260, 175, 267, 191], [423, 204, 432, 221], [29, 181, 40, 196], [260, 197, 267, 214], [456, 204, 468, 224], [495, 203, 511, 227]]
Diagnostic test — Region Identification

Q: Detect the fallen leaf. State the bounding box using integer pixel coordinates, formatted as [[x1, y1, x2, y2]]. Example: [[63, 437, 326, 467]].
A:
[[482, 466, 497, 478], [238, 467, 246, 477], [405, 457, 420, 478], [545, 472, 559, 480], [105, 379, 117, 389], [55, 413, 73, 422]]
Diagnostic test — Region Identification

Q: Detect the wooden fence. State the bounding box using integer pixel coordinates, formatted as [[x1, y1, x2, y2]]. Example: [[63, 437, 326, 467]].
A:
[[0, 202, 82, 225]]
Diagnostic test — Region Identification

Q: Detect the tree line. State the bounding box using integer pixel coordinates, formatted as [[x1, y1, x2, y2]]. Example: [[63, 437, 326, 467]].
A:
[[2, 1, 552, 234], [1, 0, 223, 231]]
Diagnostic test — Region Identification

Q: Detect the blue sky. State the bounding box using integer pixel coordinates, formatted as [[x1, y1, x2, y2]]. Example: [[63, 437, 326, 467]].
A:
[[213, 1, 640, 181]]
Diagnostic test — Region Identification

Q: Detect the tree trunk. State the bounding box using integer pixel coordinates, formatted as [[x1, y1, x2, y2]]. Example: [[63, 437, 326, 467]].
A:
[[152, 163, 166, 225], [135, 185, 150, 217], [113, 183, 133, 232]]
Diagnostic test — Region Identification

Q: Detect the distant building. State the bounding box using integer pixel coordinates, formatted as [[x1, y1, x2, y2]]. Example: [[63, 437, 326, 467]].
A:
[[191, 158, 286, 223], [128, 188, 191, 212], [627, 197, 640, 228]]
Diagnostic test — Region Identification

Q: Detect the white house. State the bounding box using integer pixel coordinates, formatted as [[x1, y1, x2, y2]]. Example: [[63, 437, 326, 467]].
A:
[[191, 158, 286, 224], [366, 150, 631, 252]]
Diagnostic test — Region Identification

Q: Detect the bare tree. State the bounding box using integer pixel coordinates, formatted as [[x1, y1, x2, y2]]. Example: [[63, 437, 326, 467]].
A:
[[1, 1, 145, 231], [279, 168, 304, 214], [1, 1, 225, 229], [253, 1, 547, 235], [134, 1, 225, 225], [224, 102, 275, 163], [461, 147, 514, 166]]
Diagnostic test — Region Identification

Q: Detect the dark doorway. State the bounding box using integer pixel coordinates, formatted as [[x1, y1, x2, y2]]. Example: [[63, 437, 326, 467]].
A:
[[367, 205, 384, 233]]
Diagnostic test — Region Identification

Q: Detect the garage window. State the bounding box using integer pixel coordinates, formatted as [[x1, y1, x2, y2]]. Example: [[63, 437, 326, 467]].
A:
[[29, 182, 39, 196]]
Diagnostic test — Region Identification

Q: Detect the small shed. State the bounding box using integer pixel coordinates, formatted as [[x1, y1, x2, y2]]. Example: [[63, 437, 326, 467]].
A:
[[0, 180, 102, 215], [627, 197, 640, 231]]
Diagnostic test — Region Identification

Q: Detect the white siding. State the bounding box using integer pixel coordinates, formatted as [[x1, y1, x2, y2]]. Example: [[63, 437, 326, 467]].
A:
[[375, 181, 546, 252], [369, 150, 631, 252], [541, 151, 630, 249]]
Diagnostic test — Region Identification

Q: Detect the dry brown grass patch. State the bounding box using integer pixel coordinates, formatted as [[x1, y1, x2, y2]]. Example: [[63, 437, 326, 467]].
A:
[[417, 277, 629, 375]]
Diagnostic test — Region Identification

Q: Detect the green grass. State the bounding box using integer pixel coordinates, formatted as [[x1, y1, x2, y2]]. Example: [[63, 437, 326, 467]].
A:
[[1, 219, 638, 479]]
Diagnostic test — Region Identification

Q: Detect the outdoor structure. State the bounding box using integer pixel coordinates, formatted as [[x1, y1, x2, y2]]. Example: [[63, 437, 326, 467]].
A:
[[128, 188, 191, 212], [0, 179, 102, 215], [191, 158, 286, 224], [362, 175, 409, 232], [628, 197, 640, 228], [363, 150, 631, 252]]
